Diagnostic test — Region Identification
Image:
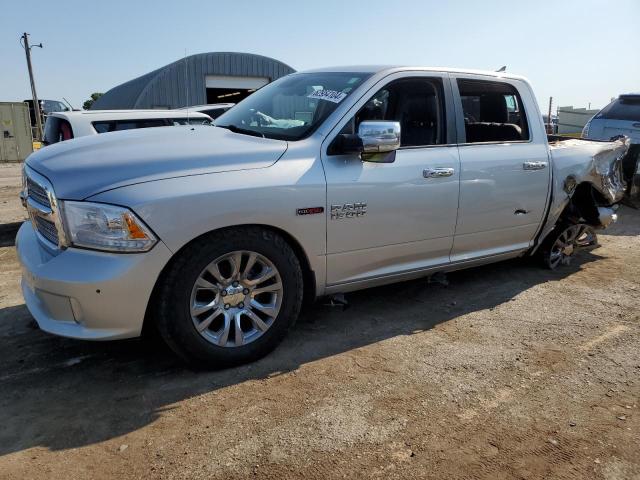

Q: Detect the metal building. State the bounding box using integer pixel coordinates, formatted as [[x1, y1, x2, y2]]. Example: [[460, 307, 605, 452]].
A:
[[91, 52, 295, 110]]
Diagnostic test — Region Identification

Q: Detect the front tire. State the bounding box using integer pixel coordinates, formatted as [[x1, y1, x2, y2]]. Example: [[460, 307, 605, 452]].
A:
[[155, 227, 303, 368]]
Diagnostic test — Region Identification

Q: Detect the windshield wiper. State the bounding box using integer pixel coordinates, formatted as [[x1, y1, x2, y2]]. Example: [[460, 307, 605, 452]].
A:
[[216, 124, 265, 138]]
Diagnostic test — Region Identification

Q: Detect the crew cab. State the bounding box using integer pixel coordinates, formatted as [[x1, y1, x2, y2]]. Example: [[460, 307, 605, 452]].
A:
[[17, 66, 629, 367]]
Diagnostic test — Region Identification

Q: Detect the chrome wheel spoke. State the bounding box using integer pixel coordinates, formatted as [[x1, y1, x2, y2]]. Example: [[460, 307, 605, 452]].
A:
[[229, 252, 242, 280], [195, 277, 217, 290], [196, 308, 223, 332], [250, 299, 277, 317], [234, 313, 244, 346], [191, 301, 215, 317], [245, 309, 268, 331], [246, 267, 276, 286], [241, 252, 258, 280], [217, 313, 231, 346], [207, 263, 226, 284], [252, 281, 282, 296]]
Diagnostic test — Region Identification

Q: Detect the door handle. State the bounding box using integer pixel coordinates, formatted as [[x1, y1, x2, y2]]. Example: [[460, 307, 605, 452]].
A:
[[523, 161, 547, 171], [423, 167, 454, 178]]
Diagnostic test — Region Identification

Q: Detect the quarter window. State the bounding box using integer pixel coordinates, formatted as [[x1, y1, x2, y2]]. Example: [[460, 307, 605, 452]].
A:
[[457, 79, 529, 143]]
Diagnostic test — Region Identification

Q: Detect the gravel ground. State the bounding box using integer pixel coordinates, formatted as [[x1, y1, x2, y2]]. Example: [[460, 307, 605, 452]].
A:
[[0, 163, 25, 225], [0, 187, 638, 479]]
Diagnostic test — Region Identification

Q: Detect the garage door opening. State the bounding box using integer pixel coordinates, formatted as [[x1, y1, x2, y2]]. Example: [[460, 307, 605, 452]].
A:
[[206, 88, 255, 103], [205, 75, 270, 104]]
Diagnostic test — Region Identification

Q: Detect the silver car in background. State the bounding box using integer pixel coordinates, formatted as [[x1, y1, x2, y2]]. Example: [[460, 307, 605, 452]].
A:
[[582, 93, 640, 206]]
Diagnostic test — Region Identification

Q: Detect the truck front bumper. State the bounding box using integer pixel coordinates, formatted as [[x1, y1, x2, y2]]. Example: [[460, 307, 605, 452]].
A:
[[16, 222, 173, 340]]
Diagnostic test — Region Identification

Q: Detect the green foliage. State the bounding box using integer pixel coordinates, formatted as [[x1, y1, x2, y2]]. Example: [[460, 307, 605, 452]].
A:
[[82, 92, 104, 110]]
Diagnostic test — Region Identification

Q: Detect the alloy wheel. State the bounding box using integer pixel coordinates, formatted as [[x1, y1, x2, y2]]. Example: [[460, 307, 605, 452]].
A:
[[189, 251, 283, 347]]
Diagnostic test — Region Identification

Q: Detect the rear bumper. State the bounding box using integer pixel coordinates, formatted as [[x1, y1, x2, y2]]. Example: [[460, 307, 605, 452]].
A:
[[17, 222, 173, 340]]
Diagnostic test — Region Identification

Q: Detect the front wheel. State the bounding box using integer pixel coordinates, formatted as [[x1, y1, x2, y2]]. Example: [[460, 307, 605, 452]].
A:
[[155, 227, 303, 368], [539, 223, 598, 270]]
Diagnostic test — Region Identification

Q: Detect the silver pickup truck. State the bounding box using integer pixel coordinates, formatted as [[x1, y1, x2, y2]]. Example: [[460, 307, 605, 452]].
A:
[[17, 66, 629, 367]]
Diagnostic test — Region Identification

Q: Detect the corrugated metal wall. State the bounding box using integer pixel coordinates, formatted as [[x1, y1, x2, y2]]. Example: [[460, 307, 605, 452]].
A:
[[92, 52, 295, 110]]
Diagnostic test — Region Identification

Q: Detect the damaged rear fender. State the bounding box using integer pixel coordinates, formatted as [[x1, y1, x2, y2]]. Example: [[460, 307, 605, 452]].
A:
[[531, 136, 630, 253]]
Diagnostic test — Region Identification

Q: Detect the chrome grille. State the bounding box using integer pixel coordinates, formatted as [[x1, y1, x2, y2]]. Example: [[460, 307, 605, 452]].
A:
[[27, 177, 51, 208], [24, 166, 64, 249], [34, 216, 59, 245]]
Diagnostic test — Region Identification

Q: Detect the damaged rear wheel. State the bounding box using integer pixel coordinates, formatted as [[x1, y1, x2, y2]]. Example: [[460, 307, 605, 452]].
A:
[[539, 223, 598, 270]]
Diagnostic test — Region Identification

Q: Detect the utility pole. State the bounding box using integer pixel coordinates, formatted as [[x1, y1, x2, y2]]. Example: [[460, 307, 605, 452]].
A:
[[21, 32, 44, 141]]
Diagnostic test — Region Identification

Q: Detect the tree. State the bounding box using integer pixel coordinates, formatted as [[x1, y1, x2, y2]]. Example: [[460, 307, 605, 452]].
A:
[[83, 92, 104, 110]]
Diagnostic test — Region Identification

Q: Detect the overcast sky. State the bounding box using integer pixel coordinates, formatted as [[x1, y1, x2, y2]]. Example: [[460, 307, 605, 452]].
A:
[[1, 0, 638, 112]]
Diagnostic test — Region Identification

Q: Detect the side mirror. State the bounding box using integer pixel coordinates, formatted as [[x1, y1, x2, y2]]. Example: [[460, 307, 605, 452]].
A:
[[358, 121, 401, 154], [328, 121, 400, 162]]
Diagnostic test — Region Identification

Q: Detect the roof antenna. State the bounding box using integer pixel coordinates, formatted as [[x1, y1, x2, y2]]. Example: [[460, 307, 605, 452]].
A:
[[496, 65, 507, 72], [62, 97, 76, 111]]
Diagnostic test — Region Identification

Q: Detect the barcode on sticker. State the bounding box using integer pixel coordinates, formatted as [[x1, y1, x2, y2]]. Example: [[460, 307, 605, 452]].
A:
[[307, 90, 348, 103]]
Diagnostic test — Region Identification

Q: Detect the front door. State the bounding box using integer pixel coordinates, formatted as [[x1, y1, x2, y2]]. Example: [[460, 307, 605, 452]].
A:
[[322, 74, 460, 286]]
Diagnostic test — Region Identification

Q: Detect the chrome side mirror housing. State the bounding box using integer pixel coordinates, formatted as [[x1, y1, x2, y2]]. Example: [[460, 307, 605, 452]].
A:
[[328, 121, 400, 162], [359, 121, 401, 154]]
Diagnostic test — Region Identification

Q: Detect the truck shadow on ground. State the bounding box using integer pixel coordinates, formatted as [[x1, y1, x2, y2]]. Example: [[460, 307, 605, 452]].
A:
[[0, 248, 609, 457]]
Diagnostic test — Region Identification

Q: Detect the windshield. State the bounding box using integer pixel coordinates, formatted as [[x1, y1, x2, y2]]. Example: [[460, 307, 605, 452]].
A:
[[215, 72, 371, 140]]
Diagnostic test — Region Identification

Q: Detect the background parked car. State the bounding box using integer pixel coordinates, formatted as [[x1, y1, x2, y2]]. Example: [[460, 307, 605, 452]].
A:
[[582, 93, 640, 143], [582, 93, 640, 207], [42, 110, 212, 146], [176, 103, 235, 120]]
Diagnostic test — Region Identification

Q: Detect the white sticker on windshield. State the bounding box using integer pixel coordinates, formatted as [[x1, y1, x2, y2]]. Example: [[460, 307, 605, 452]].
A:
[[307, 89, 348, 104]]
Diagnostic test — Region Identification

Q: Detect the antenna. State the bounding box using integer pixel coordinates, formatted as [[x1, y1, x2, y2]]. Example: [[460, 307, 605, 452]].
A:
[[62, 97, 76, 111]]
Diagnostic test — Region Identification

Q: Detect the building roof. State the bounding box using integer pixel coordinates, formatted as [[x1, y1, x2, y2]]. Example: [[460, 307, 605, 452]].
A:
[[92, 52, 295, 110]]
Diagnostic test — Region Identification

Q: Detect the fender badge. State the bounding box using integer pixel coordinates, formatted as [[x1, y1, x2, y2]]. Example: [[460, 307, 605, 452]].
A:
[[296, 207, 324, 216]]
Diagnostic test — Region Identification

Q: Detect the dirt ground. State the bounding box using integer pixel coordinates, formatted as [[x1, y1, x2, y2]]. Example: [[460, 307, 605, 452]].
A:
[[0, 171, 638, 479], [0, 163, 26, 226]]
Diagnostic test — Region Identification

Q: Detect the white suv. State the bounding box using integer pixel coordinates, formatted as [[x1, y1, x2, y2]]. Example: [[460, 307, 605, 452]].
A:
[[42, 110, 212, 146]]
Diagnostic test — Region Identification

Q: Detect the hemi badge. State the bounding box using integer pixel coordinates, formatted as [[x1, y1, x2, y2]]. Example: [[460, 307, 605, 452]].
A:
[[296, 207, 324, 216]]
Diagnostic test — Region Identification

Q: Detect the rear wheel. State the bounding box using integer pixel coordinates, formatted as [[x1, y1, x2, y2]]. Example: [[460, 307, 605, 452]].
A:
[[155, 227, 303, 368], [539, 223, 597, 270]]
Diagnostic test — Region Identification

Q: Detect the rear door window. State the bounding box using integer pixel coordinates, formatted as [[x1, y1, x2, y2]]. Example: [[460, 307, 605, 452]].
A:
[[597, 96, 640, 121], [456, 79, 530, 143], [114, 119, 167, 131], [92, 119, 168, 133]]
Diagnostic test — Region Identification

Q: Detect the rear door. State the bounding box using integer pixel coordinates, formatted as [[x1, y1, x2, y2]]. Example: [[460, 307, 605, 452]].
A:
[[450, 75, 551, 261]]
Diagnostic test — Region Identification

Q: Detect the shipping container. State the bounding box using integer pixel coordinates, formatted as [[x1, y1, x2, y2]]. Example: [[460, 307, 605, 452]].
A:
[[0, 102, 33, 162]]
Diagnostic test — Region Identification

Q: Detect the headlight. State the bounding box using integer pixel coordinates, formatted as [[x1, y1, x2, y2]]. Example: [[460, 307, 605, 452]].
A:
[[61, 201, 157, 252]]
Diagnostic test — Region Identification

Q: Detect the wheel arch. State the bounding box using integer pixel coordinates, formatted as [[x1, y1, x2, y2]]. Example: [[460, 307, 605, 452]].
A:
[[142, 223, 317, 337]]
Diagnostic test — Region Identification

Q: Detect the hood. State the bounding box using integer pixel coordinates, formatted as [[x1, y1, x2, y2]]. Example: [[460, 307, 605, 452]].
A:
[[26, 126, 288, 199]]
